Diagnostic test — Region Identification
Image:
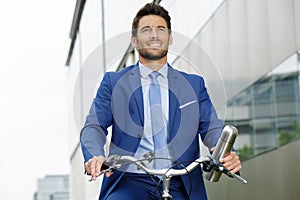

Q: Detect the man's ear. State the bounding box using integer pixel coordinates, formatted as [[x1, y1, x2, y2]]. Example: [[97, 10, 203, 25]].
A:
[[131, 35, 137, 48], [169, 34, 173, 46]]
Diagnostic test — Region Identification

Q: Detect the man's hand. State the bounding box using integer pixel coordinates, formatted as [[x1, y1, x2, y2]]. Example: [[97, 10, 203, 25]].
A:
[[84, 156, 112, 181], [220, 151, 241, 174], [210, 148, 242, 174]]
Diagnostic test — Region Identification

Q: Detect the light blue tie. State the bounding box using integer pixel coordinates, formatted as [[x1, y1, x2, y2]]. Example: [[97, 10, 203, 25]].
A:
[[149, 72, 170, 169]]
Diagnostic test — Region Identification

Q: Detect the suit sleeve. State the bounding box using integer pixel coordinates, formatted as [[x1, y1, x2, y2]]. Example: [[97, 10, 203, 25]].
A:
[[197, 77, 224, 149], [80, 73, 113, 162]]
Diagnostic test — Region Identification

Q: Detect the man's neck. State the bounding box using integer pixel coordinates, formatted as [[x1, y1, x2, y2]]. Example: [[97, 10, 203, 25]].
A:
[[139, 57, 167, 71]]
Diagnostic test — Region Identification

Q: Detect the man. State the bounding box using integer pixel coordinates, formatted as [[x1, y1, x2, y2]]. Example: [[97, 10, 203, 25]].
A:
[[81, 3, 241, 200]]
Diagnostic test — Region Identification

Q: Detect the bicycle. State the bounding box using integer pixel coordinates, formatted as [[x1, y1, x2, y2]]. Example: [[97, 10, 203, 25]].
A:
[[94, 153, 247, 200]]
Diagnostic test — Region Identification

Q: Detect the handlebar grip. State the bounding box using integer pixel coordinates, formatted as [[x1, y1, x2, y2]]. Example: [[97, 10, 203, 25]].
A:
[[101, 163, 110, 171], [85, 162, 110, 175]]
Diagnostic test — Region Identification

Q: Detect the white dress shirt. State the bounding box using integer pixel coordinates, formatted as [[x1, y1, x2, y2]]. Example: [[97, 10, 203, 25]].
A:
[[127, 62, 169, 173]]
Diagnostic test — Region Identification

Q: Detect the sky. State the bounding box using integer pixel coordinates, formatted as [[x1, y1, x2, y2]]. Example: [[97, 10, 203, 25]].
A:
[[0, 0, 74, 199]]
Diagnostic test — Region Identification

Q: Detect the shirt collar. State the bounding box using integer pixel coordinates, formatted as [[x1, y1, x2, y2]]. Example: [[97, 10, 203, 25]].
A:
[[138, 62, 168, 79]]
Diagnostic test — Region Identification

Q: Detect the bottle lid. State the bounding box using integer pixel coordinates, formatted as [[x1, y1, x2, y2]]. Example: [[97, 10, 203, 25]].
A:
[[221, 125, 238, 144]]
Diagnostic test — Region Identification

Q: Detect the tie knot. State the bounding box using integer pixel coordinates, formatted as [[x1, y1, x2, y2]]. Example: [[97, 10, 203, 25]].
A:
[[149, 71, 160, 79]]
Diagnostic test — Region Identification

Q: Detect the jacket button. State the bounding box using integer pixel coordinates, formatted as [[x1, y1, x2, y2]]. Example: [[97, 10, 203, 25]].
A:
[[137, 133, 142, 138]]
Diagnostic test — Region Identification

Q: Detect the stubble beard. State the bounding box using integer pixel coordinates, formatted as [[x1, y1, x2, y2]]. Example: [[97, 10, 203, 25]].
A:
[[138, 48, 168, 61]]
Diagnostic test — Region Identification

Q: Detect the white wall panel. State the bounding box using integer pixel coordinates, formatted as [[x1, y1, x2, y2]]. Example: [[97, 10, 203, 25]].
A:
[[80, 0, 102, 62], [228, 0, 249, 80], [245, 0, 271, 84], [226, 0, 251, 102], [294, 0, 300, 49], [268, 0, 297, 67], [161, 0, 224, 39]]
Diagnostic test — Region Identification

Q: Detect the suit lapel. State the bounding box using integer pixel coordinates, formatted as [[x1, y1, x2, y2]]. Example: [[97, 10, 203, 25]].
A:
[[128, 65, 144, 126], [168, 65, 180, 137]]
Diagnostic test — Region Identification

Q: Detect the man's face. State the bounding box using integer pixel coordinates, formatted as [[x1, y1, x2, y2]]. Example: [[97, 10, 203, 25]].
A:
[[131, 15, 172, 61]]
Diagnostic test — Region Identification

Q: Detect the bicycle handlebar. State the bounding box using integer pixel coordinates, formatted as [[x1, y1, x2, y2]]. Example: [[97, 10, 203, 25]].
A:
[[92, 154, 247, 200], [99, 154, 247, 184]]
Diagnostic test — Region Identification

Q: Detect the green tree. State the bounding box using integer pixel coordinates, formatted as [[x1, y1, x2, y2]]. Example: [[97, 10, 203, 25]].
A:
[[278, 119, 300, 145], [237, 145, 254, 161]]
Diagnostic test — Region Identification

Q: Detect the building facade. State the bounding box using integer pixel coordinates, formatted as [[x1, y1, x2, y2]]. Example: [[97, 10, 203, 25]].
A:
[[66, 0, 300, 199], [34, 175, 69, 200]]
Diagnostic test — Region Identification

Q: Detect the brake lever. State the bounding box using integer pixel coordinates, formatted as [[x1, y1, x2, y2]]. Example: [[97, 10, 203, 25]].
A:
[[202, 156, 214, 172], [214, 162, 247, 184], [202, 156, 247, 184], [98, 167, 114, 176]]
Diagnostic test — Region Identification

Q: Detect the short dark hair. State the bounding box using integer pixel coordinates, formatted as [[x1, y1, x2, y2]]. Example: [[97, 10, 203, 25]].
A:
[[132, 3, 171, 36]]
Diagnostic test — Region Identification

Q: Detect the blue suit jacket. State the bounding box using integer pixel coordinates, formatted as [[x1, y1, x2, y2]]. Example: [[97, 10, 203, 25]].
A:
[[81, 63, 224, 200]]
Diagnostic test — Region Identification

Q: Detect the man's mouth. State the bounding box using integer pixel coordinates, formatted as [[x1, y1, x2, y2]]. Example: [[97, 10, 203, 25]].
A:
[[149, 43, 160, 47], [147, 41, 162, 48]]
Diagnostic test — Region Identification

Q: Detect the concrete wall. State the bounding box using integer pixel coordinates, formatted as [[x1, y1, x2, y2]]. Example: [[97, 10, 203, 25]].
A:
[[206, 139, 300, 200]]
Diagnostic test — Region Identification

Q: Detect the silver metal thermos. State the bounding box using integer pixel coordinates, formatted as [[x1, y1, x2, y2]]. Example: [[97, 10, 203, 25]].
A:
[[204, 125, 238, 182]]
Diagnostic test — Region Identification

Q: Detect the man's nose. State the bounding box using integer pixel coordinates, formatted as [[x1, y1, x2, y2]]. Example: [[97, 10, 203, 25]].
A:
[[150, 28, 159, 38]]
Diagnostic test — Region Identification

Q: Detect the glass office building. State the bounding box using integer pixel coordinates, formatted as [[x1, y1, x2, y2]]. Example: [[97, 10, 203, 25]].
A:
[[66, 0, 300, 199], [225, 52, 300, 160]]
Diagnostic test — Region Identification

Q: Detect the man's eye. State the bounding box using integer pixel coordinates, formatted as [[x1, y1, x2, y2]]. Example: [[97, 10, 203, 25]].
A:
[[158, 27, 166, 32], [141, 28, 150, 33]]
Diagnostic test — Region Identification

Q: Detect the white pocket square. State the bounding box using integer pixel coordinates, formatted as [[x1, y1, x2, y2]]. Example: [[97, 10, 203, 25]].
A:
[[179, 100, 198, 109]]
